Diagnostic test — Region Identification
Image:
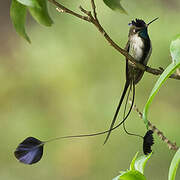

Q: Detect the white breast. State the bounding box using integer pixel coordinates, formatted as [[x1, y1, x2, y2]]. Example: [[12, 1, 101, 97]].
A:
[[129, 34, 144, 62]]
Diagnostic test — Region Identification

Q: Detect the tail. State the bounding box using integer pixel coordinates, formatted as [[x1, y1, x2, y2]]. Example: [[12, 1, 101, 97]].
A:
[[123, 83, 143, 138], [103, 80, 130, 145], [45, 82, 135, 144], [122, 82, 143, 138]]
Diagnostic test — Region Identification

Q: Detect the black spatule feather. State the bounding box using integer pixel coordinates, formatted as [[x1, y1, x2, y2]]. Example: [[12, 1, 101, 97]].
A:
[[14, 137, 44, 165], [143, 130, 154, 155]]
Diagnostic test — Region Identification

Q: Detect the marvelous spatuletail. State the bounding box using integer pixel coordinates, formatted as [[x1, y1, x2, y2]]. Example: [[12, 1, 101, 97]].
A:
[[14, 18, 157, 165], [103, 18, 158, 144]]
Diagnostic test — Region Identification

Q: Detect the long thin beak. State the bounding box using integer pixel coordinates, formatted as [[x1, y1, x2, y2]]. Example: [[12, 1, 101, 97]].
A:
[[147, 17, 159, 26]]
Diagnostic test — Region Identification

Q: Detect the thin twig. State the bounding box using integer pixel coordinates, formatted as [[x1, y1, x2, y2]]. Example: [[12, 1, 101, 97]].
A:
[[129, 99, 178, 151], [48, 0, 90, 22], [48, 0, 180, 81], [91, 0, 97, 20], [79, 6, 92, 17]]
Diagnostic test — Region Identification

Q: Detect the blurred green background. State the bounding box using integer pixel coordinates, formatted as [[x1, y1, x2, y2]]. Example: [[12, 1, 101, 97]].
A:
[[1, 0, 180, 179]]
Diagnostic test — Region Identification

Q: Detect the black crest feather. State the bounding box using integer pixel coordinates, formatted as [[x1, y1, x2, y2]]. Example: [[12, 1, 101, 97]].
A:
[[129, 19, 146, 28], [143, 130, 154, 155]]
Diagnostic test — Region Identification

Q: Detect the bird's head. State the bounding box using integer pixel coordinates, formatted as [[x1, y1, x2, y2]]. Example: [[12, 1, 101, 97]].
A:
[[128, 18, 158, 39]]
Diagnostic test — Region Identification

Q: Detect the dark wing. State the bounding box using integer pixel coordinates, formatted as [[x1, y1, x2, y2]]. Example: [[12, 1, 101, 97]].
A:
[[125, 40, 131, 82]]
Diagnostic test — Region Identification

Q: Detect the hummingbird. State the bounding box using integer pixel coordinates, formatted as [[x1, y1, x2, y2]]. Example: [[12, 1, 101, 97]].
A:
[[104, 18, 158, 144]]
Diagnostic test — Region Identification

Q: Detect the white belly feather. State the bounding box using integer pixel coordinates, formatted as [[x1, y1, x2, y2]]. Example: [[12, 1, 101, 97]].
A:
[[129, 34, 144, 62]]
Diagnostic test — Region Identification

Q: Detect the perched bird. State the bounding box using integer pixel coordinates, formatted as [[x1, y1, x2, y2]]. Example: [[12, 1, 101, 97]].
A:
[[104, 18, 158, 144]]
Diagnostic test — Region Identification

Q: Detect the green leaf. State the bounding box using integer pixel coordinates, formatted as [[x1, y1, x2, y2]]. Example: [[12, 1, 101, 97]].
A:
[[113, 153, 151, 180], [130, 152, 139, 170], [16, 0, 40, 8], [170, 34, 180, 64], [119, 170, 146, 180], [168, 148, 180, 180], [10, 0, 31, 43], [143, 35, 180, 127], [143, 62, 180, 127], [134, 153, 152, 174], [103, 0, 127, 14], [28, 0, 53, 26]]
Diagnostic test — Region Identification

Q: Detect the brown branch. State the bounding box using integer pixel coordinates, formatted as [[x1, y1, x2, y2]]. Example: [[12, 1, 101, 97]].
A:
[[146, 67, 180, 80], [48, 0, 180, 81], [129, 99, 178, 151]]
